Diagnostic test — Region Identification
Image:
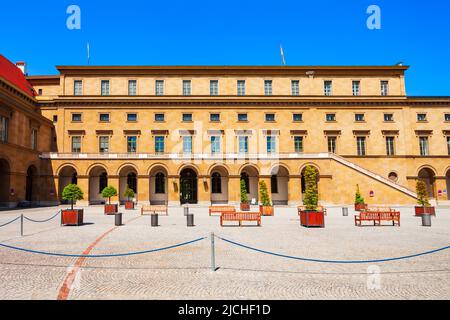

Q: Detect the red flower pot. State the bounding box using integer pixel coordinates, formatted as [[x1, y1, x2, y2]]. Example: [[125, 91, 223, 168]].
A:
[[62, 209, 84, 226], [104, 204, 118, 215], [415, 206, 436, 216], [300, 211, 325, 228], [240, 203, 250, 211], [259, 205, 274, 216], [355, 203, 367, 211], [125, 201, 135, 210]]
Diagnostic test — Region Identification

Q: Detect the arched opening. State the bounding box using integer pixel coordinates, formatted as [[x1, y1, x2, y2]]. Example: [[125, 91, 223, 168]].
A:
[[271, 166, 289, 205], [180, 168, 198, 204], [0, 159, 11, 206], [418, 168, 436, 199], [119, 166, 137, 204], [26, 165, 39, 203], [446, 169, 450, 200], [240, 166, 259, 204], [58, 166, 78, 204], [301, 166, 320, 202], [150, 166, 168, 205], [210, 166, 229, 204], [89, 166, 108, 204]]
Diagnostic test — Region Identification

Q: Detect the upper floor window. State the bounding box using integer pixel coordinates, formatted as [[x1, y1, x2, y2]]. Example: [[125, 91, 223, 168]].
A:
[[291, 80, 300, 96], [238, 113, 248, 122], [324, 81, 332, 96], [72, 113, 82, 122], [99, 113, 110, 122], [127, 136, 137, 153], [384, 113, 394, 122], [210, 113, 220, 122], [210, 80, 218, 96], [0, 115, 9, 143], [419, 137, 429, 156], [293, 113, 303, 122], [417, 113, 427, 122], [326, 113, 336, 122], [356, 137, 366, 156], [265, 113, 275, 122], [386, 136, 395, 156], [447, 137, 450, 156], [71, 136, 81, 153], [381, 81, 389, 96], [182, 113, 193, 122], [238, 136, 249, 154], [445, 114, 450, 122], [182, 80, 191, 96], [352, 81, 361, 96], [355, 114, 365, 122], [155, 113, 165, 122], [128, 80, 137, 96], [38, 89, 43, 96], [156, 80, 164, 96], [155, 136, 165, 154], [328, 137, 337, 153], [53, 115, 58, 123], [264, 80, 273, 96], [266, 136, 276, 154], [74, 80, 83, 96], [211, 136, 221, 154], [127, 113, 137, 122], [99, 136, 109, 153], [294, 136, 304, 153], [183, 136, 193, 154], [101, 80, 110, 96], [237, 80, 246, 96]]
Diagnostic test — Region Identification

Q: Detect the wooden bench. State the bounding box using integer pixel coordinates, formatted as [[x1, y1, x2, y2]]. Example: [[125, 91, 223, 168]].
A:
[[355, 207, 400, 227], [220, 212, 261, 227], [209, 206, 236, 216], [141, 205, 168, 216], [297, 206, 327, 216]]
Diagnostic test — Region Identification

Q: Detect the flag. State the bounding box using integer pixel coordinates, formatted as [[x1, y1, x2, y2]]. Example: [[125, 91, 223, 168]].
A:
[[280, 45, 286, 66]]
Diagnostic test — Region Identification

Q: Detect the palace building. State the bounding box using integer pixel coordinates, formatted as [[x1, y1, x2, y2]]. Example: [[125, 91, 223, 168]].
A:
[[1, 54, 449, 208]]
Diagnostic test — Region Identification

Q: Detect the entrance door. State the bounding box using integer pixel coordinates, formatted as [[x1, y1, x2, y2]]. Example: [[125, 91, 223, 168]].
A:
[[180, 169, 198, 204]]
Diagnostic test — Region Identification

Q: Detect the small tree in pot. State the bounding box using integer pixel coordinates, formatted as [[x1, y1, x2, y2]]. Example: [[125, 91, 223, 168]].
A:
[[61, 184, 84, 226], [240, 179, 250, 211], [300, 166, 324, 228], [102, 186, 118, 215], [259, 181, 274, 216], [415, 180, 435, 216], [123, 185, 135, 210], [354, 185, 367, 211]]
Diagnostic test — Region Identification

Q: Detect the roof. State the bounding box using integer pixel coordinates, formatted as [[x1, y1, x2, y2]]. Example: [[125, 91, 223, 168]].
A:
[[0, 55, 36, 97]]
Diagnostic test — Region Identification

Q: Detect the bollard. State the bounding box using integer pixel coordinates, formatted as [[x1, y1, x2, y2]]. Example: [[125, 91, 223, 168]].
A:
[[187, 214, 194, 227], [211, 232, 216, 272], [184, 206, 189, 216], [115, 213, 123, 226], [20, 214, 23, 237], [151, 214, 159, 227], [342, 207, 349, 217], [422, 214, 432, 227]]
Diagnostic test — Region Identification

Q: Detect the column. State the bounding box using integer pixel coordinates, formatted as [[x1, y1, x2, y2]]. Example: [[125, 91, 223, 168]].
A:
[[77, 175, 89, 206], [137, 175, 149, 205], [229, 176, 241, 206], [288, 176, 302, 206], [109, 175, 120, 204], [168, 175, 179, 206], [198, 175, 210, 206]]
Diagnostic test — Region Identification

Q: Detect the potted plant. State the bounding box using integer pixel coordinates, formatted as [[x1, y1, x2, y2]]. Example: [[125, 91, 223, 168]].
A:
[[123, 185, 135, 210], [354, 184, 367, 211], [240, 179, 250, 211], [102, 186, 118, 215], [415, 180, 435, 216], [259, 181, 274, 216], [61, 184, 84, 226], [299, 166, 324, 228]]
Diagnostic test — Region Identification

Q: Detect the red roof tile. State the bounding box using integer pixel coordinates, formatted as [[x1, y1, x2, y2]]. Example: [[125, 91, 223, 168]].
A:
[[0, 55, 36, 97]]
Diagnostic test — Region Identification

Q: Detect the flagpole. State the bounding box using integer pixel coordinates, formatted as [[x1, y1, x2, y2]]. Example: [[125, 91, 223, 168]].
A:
[[87, 42, 90, 65]]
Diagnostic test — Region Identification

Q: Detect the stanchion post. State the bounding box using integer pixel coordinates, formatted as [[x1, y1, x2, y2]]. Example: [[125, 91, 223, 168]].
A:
[[20, 214, 23, 237], [211, 232, 216, 272]]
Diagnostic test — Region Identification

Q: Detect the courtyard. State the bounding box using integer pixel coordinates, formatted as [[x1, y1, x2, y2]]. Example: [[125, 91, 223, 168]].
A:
[[0, 205, 449, 300]]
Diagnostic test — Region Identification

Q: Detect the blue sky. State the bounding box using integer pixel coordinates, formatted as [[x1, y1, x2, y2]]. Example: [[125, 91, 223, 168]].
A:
[[1, 0, 449, 95]]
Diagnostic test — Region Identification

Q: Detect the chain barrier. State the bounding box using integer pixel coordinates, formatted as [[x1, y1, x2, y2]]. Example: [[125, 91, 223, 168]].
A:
[[0, 216, 21, 228], [23, 211, 61, 224]]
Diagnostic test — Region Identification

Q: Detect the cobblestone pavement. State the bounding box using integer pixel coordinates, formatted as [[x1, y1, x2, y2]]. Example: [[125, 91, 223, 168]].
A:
[[0, 205, 449, 300]]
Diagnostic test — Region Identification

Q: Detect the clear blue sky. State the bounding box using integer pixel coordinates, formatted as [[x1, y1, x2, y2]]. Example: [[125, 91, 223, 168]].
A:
[[1, 0, 449, 96]]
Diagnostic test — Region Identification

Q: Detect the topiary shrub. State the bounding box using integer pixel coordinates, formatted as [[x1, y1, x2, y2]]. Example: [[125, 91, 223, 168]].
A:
[[240, 179, 249, 204], [123, 185, 135, 201], [259, 180, 272, 207], [62, 184, 84, 210], [101, 186, 118, 205], [355, 184, 365, 205], [303, 166, 318, 211], [416, 180, 431, 207]]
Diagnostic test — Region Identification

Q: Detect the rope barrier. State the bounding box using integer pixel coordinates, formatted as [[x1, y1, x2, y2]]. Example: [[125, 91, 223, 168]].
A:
[[23, 211, 61, 224], [0, 237, 206, 258], [217, 236, 450, 264], [0, 216, 21, 228]]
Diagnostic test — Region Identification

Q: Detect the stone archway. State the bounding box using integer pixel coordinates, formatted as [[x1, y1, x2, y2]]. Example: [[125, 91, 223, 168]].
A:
[[418, 168, 436, 198], [271, 166, 289, 205], [240, 165, 259, 204], [26, 165, 39, 203], [150, 166, 168, 205], [89, 166, 108, 204], [180, 168, 198, 204], [58, 165, 78, 204], [119, 166, 137, 204], [210, 166, 229, 204], [0, 159, 11, 206]]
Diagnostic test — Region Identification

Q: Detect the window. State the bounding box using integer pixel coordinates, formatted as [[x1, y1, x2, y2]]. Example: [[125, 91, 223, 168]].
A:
[[328, 137, 337, 153], [38, 89, 43, 96], [155, 136, 165, 154], [384, 114, 394, 122], [127, 136, 137, 153], [71, 136, 81, 153], [271, 175, 278, 194], [267, 136, 276, 154], [355, 114, 365, 122], [352, 81, 361, 96], [417, 114, 427, 122], [293, 113, 303, 122], [127, 113, 137, 122], [291, 80, 300, 96], [238, 136, 249, 154], [388, 172, 398, 182], [155, 113, 165, 122], [72, 113, 82, 122], [210, 113, 220, 122], [211, 136, 220, 154], [183, 136, 193, 154], [156, 80, 164, 96], [264, 80, 273, 96], [381, 81, 389, 96], [53, 115, 58, 123], [237, 80, 246, 96], [419, 137, 429, 156], [210, 80, 218, 96], [357, 137, 366, 156], [99, 136, 109, 153], [101, 80, 110, 96], [265, 113, 275, 122], [128, 80, 137, 96], [212, 172, 222, 194], [155, 172, 165, 194], [31, 129, 38, 150], [99, 113, 110, 122], [445, 114, 450, 122], [238, 113, 248, 122], [324, 81, 332, 96], [294, 136, 304, 153], [326, 114, 336, 122], [74, 80, 83, 96], [386, 136, 395, 156], [99, 172, 108, 193], [447, 137, 450, 156], [182, 80, 191, 96], [0, 115, 9, 142], [182, 113, 193, 122]]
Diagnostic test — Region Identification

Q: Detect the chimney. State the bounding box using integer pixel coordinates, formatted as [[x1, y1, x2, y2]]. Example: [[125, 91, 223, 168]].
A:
[[16, 61, 27, 75]]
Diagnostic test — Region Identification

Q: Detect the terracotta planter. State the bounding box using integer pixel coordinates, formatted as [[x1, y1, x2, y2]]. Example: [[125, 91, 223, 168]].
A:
[[104, 204, 118, 215], [61, 209, 84, 226], [125, 201, 135, 210], [260, 205, 274, 216], [240, 203, 250, 211], [300, 211, 325, 228], [415, 206, 436, 216], [355, 203, 367, 211]]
